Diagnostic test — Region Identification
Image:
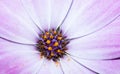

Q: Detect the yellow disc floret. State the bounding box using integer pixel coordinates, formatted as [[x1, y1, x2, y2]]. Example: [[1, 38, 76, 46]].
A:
[[48, 47, 52, 51], [53, 42, 59, 46], [46, 40, 51, 44], [57, 36, 62, 40], [37, 29, 69, 62]]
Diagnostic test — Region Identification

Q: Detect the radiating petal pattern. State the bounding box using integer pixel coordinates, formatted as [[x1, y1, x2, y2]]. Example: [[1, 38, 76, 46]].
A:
[[21, 0, 74, 30], [60, 56, 98, 74], [20, 58, 45, 74], [0, 0, 120, 74], [50, 0, 72, 29], [49, 61, 64, 74], [21, 0, 51, 30], [0, 39, 40, 74], [61, 0, 120, 38], [72, 57, 120, 74], [67, 16, 120, 60], [0, 0, 39, 44]]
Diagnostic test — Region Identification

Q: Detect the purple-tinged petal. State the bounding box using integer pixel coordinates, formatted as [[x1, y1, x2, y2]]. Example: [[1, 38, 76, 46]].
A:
[[21, 0, 51, 30], [28, 60, 66, 74], [0, 0, 40, 44], [50, 0, 72, 29], [60, 56, 98, 74], [21, 0, 74, 30], [72, 58, 120, 74], [0, 39, 41, 74], [30, 60, 51, 74], [67, 16, 120, 60], [49, 61, 64, 74], [61, 0, 120, 38], [0, 54, 41, 74], [19, 58, 45, 74]]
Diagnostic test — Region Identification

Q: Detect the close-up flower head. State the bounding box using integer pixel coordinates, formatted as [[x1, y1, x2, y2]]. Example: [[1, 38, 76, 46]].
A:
[[0, 0, 120, 74]]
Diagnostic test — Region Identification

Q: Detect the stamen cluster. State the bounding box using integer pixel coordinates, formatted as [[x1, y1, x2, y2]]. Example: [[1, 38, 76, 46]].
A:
[[36, 29, 69, 62]]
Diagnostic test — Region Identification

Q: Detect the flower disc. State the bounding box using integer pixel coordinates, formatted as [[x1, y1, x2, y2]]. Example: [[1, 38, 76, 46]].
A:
[[36, 29, 70, 62]]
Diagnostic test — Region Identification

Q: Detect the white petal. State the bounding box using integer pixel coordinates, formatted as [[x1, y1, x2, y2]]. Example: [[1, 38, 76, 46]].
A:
[[72, 57, 120, 74], [21, 0, 51, 30], [67, 17, 120, 60], [20, 58, 44, 74], [0, 0, 39, 44], [50, 0, 72, 29], [60, 0, 120, 38], [60, 56, 97, 74], [0, 39, 41, 74]]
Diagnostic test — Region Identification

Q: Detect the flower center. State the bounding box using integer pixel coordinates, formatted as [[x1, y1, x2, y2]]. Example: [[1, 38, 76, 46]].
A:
[[36, 29, 69, 62]]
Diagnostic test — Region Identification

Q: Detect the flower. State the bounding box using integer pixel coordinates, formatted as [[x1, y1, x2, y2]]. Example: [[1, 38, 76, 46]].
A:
[[0, 0, 120, 74]]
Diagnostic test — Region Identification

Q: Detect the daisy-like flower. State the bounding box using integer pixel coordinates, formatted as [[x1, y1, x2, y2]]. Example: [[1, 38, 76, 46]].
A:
[[0, 0, 120, 74]]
